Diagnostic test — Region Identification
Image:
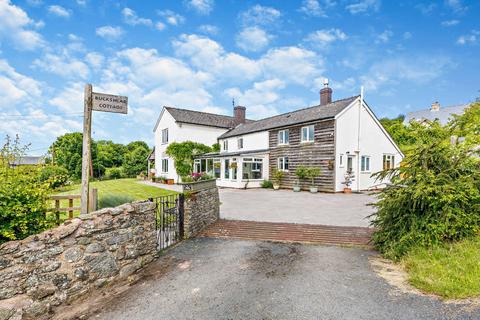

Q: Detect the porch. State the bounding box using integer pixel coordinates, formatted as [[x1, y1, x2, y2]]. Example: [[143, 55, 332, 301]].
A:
[[194, 150, 269, 188]]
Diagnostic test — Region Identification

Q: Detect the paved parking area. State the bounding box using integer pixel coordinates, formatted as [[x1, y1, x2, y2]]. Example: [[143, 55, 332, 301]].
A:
[[93, 238, 478, 320], [219, 188, 377, 227]]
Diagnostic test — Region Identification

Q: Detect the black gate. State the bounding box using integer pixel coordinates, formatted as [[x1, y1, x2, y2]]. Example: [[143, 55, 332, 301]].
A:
[[150, 194, 184, 250]]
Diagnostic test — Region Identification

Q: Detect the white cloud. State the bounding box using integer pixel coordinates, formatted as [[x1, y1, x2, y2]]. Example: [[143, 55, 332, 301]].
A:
[[376, 30, 393, 43], [345, 0, 380, 14], [76, 0, 86, 6], [260, 46, 323, 85], [299, 0, 334, 17], [85, 52, 104, 69], [403, 32, 412, 40], [49, 82, 84, 113], [95, 26, 124, 41], [236, 27, 272, 52], [158, 10, 185, 26], [445, 0, 467, 13], [155, 22, 166, 31], [198, 24, 218, 35], [305, 28, 347, 49], [33, 53, 90, 79], [122, 8, 152, 26], [172, 34, 261, 81], [457, 30, 479, 45], [0, 59, 42, 107], [0, 0, 45, 50], [360, 55, 452, 91], [441, 19, 459, 26], [240, 4, 281, 27], [186, 0, 214, 15], [48, 5, 70, 18]]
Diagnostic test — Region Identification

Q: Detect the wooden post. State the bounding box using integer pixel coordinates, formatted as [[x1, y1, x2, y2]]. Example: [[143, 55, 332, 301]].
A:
[[55, 199, 60, 224], [68, 198, 74, 219], [81, 84, 93, 214], [89, 188, 98, 212]]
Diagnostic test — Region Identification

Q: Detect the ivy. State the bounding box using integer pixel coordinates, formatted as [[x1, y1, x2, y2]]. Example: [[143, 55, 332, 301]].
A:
[[165, 141, 212, 177]]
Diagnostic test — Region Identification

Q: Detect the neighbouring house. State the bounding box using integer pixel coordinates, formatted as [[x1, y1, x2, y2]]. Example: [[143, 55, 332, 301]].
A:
[[10, 156, 45, 167], [404, 101, 471, 125], [194, 82, 404, 192], [152, 105, 252, 182]]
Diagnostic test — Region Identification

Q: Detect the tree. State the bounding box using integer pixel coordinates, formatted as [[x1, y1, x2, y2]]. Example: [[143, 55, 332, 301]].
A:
[[96, 140, 127, 176], [166, 141, 212, 177], [123, 141, 150, 177], [379, 115, 417, 152], [371, 112, 480, 259]]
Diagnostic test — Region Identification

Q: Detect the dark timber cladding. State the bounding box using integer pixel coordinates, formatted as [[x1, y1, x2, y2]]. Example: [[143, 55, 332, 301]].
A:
[[269, 119, 336, 192]]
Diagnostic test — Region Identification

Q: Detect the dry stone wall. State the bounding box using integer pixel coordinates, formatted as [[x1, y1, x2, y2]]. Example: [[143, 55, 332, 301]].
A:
[[0, 201, 156, 320], [183, 187, 220, 238]]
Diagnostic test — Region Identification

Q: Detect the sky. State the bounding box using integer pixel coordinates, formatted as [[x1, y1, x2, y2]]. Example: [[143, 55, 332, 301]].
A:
[[0, 0, 479, 155]]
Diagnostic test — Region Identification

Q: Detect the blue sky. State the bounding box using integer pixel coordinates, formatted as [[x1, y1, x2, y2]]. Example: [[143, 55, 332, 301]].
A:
[[0, 0, 479, 155]]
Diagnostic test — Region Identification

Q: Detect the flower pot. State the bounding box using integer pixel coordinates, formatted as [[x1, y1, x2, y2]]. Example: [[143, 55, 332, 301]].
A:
[[166, 179, 174, 185], [293, 185, 301, 192], [343, 187, 352, 194], [273, 184, 280, 190], [309, 187, 318, 193]]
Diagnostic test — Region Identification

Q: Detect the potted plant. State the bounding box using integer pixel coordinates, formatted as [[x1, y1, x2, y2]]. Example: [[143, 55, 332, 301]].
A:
[[305, 167, 321, 193], [294, 166, 307, 192], [342, 170, 355, 193], [272, 169, 284, 190]]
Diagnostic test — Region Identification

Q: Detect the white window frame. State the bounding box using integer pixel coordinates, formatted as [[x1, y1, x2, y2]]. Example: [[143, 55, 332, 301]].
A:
[[223, 140, 228, 151], [383, 154, 395, 170], [278, 129, 289, 145], [301, 125, 314, 143], [339, 154, 344, 167], [161, 128, 169, 144], [161, 158, 168, 173], [277, 156, 289, 171], [361, 156, 370, 172], [237, 138, 243, 149]]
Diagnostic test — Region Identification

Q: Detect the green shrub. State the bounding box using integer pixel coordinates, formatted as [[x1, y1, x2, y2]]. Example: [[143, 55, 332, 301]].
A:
[[38, 165, 69, 189], [98, 194, 135, 209], [261, 180, 273, 188], [105, 167, 124, 179], [371, 120, 480, 260]]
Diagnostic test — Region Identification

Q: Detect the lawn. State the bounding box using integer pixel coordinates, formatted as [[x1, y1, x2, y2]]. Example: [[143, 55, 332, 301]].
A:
[[403, 237, 480, 299], [50, 178, 176, 217]]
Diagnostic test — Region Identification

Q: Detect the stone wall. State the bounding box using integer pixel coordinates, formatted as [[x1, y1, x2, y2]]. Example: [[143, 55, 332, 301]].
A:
[[0, 201, 156, 320], [183, 186, 220, 238]]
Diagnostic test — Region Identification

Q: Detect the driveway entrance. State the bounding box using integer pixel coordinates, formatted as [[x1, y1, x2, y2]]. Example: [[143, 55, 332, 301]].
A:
[[219, 188, 376, 227]]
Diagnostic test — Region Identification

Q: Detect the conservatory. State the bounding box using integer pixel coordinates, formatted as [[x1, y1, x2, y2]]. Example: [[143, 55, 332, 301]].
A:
[[193, 151, 270, 188]]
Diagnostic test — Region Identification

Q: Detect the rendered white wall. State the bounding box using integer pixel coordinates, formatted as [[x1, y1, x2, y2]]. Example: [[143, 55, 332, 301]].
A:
[[218, 131, 269, 153], [154, 108, 229, 182], [335, 99, 403, 192]]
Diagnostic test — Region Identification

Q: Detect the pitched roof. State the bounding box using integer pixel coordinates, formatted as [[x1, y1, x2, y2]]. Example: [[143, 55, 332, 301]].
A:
[[219, 96, 359, 139], [404, 103, 470, 126], [165, 107, 254, 129]]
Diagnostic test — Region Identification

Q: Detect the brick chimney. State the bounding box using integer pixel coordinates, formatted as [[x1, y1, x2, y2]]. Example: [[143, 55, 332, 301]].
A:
[[430, 101, 440, 111], [320, 78, 332, 106], [233, 105, 246, 126]]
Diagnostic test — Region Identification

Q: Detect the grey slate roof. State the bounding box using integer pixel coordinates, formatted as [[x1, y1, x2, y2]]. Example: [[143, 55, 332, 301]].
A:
[[219, 96, 359, 139], [165, 107, 254, 129], [404, 103, 470, 126]]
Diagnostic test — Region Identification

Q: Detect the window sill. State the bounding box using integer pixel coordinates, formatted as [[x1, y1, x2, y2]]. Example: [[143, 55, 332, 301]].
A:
[[300, 141, 314, 144], [277, 143, 289, 146]]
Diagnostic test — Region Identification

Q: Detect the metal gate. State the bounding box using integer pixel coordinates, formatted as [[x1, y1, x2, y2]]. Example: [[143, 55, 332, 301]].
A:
[[150, 194, 184, 250]]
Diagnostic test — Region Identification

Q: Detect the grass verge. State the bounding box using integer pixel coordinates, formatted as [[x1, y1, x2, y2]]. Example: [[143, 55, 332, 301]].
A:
[[402, 237, 480, 299]]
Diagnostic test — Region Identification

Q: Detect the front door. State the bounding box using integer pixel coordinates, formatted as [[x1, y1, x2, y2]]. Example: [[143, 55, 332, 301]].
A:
[[347, 155, 355, 173]]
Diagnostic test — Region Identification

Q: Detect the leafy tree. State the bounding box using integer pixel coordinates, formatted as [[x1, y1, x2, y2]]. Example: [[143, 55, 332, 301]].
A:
[[123, 142, 150, 177], [371, 112, 480, 259], [379, 115, 417, 152], [166, 141, 212, 177], [96, 140, 126, 176], [211, 143, 220, 153], [0, 135, 51, 243]]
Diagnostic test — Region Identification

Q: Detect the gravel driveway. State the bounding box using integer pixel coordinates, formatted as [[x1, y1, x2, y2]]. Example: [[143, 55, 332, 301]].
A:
[[220, 188, 377, 227], [93, 238, 478, 320]]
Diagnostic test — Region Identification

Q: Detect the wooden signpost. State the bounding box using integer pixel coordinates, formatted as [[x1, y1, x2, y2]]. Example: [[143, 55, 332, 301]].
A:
[[81, 84, 128, 214]]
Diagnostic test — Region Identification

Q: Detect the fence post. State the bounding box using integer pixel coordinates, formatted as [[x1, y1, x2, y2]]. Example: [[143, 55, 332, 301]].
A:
[[88, 188, 98, 212], [55, 200, 60, 224], [178, 193, 185, 239], [68, 198, 74, 219]]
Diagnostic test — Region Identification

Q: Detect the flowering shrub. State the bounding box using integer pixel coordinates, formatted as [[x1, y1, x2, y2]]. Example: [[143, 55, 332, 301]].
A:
[[182, 172, 214, 182]]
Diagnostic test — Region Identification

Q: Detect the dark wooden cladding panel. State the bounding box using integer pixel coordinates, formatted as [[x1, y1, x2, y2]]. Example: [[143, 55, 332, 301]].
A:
[[269, 120, 335, 192]]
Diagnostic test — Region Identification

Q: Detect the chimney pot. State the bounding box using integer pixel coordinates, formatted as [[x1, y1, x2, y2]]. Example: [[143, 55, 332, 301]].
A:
[[320, 79, 332, 106], [233, 105, 246, 126], [431, 101, 440, 111]]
